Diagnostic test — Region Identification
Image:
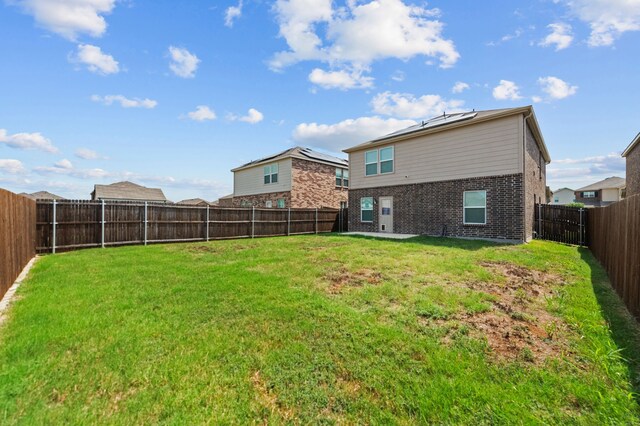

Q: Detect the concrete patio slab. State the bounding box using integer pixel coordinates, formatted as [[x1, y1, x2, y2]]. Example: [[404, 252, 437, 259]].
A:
[[343, 232, 419, 240]]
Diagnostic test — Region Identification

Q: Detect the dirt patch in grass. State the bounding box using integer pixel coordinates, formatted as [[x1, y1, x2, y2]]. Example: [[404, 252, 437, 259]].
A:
[[435, 262, 570, 364], [251, 371, 295, 421], [325, 267, 384, 294], [184, 243, 258, 255]]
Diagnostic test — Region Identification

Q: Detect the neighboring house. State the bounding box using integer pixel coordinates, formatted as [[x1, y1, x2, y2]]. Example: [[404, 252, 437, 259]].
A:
[[550, 188, 575, 205], [343, 106, 550, 242], [91, 181, 168, 203], [220, 147, 349, 209], [177, 198, 211, 206], [622, 132, 640, 197], [20, 191, 64, 201], [574, 177, 626, 207]]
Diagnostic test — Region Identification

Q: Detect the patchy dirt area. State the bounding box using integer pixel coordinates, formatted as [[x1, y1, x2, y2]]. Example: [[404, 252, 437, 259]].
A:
[[442, 262, 570, 363], [325, 267, 384, 294], [184, 242, 258, 255], [251, 371, 294, 421]]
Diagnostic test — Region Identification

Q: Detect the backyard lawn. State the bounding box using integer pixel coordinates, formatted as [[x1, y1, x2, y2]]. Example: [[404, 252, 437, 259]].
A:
[[0, 235, 639, 424]]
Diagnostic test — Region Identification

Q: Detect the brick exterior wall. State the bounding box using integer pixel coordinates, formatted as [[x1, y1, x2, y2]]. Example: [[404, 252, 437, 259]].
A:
[[626, 144, 640, 197], [574, 190, 602, 207], [290, 158, 348, 208], [524, 123, 547, 241], [221, 191, 292, 208], [348, 174, 524, 241]]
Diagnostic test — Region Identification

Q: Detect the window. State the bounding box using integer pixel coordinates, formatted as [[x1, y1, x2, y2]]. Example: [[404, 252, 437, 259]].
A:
[[463, 190, 486, 225], [263, 163, 278, 184], [583, 191, 596, 198], [365, 150, 378, 176], [554, 198, 559, 203], [240, 200, 251, 208], [277, 198, 285, 208], [336, 168, 349, 187], [365, 146, 394, 176], [361, 197, 373, 222], [380, 147, 394, 174], [265, 200, 273, 208]]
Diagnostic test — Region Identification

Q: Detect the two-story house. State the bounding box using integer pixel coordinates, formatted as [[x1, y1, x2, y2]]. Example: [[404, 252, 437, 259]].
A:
[[343, 106, 550, 242], [574, 177, 626, 207], [550, 188, 576, 205], [219, 147, 349, 209], [622, 132, 639, 197]]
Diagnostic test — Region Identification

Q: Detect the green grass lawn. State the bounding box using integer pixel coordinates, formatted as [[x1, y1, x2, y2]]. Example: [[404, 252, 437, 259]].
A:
[[1, 235, 639, 424]]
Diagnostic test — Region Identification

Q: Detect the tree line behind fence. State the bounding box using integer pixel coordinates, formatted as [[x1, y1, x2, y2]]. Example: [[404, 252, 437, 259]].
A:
[[36, 200, 348, 253]]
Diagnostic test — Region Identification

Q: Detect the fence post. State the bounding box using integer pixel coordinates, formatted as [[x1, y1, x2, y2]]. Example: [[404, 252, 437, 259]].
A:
[[579, 208, 583, 246], [251, 206, 255, 239], [52, 199, 57, 254], [144, 202, 148, 246], [287, 207, 291, 236], [205, 206, 209, 242], [101, 200, 106, 248], [537, 204, 542, 239], [315, 208, 318, 234]]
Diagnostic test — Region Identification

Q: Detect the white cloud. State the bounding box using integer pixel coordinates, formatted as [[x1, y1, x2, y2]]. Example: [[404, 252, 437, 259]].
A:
[[34, 162, 110, 179], [71, 44, 119, 74], [225, 0, 243, 27], [308, 68, 374, 90], [391, 70, 405, 82], [371, 91, 464, 119], [229, 108, 264, 124], [293, 116, 416, 152], [0, 128, 58, 153], [270, 0, 459, 72], [55, 158, 73, 169], [539, 23, 573, 51], [537, 76, 578, 100], [9, 0, 116, 40], [451, 81, 469, 94], [75, 148, 105, 160], [559, 0, 640, 46], [168, 46, 200, 78], [187, 105, 216, 121], [0, 159, 26, 174], [91, 94, 158, 108], [547, 152, 625, 188], [532, 95, 543, 103], [492, 80, 522, 101]]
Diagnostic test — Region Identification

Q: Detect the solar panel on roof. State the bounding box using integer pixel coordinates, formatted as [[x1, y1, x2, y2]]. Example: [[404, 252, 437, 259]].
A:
[[377, 112, 478, 141], [300, 148, 348, 166]]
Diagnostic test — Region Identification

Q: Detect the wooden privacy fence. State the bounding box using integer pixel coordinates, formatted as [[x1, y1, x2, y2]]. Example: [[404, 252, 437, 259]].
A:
[[0, 189, 36, 300], [36, 200, 346, 253], [534, 204, 588, 246], [588, 195, 640, 320]]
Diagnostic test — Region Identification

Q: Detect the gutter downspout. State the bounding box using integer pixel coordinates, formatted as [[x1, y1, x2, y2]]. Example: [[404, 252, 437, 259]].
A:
[[523, 111, 533, 243]]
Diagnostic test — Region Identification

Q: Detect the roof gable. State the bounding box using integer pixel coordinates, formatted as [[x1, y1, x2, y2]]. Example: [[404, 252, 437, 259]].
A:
[[232, 147, 348, 172], [575, 176, 626, 191], [622, 132, 640, 157], [93, 181, 167, 201]]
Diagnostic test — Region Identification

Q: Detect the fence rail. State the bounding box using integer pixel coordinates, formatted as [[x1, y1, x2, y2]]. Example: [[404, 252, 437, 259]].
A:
[[36, 200, 346, 253], [0, 189, 36, 300], [588, 195, 640, 320], [534, 204, 588, 246]]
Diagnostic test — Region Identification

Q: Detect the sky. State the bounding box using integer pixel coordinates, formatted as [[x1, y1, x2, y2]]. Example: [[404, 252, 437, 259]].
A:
[[1, 0, 639, 201]]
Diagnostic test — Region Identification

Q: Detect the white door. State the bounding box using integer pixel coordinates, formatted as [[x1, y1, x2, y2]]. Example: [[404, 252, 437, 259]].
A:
[[379, 197, 393, 233]]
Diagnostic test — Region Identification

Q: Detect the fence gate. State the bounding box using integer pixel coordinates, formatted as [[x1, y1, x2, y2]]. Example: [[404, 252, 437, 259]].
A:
[[534, 204, 588, 246]]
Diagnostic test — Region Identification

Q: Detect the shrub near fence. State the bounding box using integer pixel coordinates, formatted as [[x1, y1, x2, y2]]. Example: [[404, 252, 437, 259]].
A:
[[588, 194, 640, 320], [36, 200, 346, 253], [0, 189, 36, 300]]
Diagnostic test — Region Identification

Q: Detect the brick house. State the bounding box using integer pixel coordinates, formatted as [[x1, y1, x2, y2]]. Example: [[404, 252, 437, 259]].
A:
[[219, 147, 348, 209], [622, 132, 640, 197], [343, 106, 550, 242], [574, 177, 626, 207]]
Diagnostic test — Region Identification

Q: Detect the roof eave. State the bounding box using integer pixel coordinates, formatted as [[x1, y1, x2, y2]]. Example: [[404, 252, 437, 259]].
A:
[[622, 132, 640, 157], [343, 106, 535, 154]]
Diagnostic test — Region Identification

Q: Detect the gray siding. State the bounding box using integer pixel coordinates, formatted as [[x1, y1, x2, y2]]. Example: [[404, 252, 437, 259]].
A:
[[349, 115, 523, 190], [233, 158, 292, 196]]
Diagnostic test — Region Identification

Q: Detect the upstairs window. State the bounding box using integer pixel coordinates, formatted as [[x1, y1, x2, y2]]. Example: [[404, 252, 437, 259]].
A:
[[365, 146, 394, 176], [463, 190, 486, 225], [336, 168, 349, 187], [264, 163, 278, 184], [583, 191, 596, 198]]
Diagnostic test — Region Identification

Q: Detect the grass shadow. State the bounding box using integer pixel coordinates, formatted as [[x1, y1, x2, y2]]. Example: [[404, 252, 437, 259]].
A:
[[580, 247, 640, 400], [325, 232, 508, 251]]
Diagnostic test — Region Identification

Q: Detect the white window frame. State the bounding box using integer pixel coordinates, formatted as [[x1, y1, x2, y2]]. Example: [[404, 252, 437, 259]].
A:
[[336, 168, 349, 187], [360, 197, 374, 222], [263, 163, 278, 185], [463, 190, 487, 225], [365, 146, 394, 176], [277, 198, 285, 208], [583, 191, 596, 198]]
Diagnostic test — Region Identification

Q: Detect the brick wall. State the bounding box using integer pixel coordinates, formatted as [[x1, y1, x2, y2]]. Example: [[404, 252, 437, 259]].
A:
[[524, 123, 547, 240], [222, 191, 291, 208], [348, 174, 524, 241], [290, 158, 348, 208], [626, 145, 640, 197]]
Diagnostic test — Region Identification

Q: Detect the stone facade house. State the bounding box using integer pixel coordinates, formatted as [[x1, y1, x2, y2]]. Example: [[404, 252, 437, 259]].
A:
[[574, 177, 626, 207], [219, 147, 348, 209], [622, 132, 640, 198], [343, 106, 550, 243]]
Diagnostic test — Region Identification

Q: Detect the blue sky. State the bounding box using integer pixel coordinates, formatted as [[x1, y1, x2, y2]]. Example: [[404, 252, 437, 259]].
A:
[[1, 0, 639, 201]]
